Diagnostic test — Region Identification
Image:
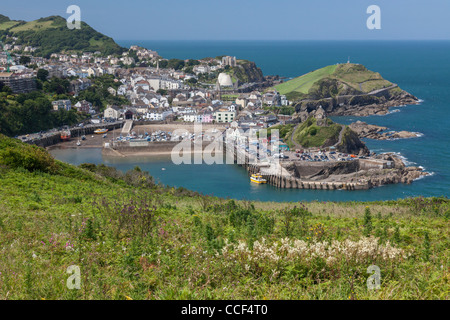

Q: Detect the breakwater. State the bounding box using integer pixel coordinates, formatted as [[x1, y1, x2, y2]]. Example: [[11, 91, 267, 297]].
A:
[[226, 142, 370, 190], [243, 163, 369, 190]]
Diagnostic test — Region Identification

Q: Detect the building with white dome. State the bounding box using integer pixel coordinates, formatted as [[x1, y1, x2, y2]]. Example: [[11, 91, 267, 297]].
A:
[[217, 73, 233, 87]]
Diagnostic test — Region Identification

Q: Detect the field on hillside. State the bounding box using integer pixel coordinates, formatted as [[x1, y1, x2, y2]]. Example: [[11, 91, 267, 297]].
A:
[[274, 63, 396, 101], [9, 20, 60, 32], [275, 65, 337, 95], [0, 135, 449, 300], [0, 21, 20, 31], [332, 63, 392, 92]]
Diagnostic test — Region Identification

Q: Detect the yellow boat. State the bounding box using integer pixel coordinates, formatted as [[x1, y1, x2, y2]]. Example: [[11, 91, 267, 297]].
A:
[[250, 173, 267, 184], [94, 129, 109, 134]]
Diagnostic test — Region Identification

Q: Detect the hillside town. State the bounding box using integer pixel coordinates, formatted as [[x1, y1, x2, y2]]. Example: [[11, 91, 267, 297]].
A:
[[0, 40, 291, 130]]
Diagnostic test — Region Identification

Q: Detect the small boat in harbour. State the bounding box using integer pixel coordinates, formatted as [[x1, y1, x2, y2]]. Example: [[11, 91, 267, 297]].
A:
[[76, 140, 81, 146], [60, 126, 71, 141], [94, 128, 109, 134], [250, 173, 267, 184]]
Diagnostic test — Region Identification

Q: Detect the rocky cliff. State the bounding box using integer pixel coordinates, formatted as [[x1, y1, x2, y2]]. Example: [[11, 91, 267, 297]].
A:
[[349, 121, 421, 140], [337, 127, 370, 156], [293, 86, 418, 117], [232, 60, 265, 83]]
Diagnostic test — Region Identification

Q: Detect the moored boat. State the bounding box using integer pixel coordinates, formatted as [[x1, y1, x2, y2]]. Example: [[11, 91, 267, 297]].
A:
[[250, 173, 267, 184], [94, 129, 109, 134], [60, 129, 71, 141]]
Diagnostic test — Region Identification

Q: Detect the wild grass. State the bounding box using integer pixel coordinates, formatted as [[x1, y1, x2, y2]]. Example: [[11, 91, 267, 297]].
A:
[[360, 80, 393, 93]]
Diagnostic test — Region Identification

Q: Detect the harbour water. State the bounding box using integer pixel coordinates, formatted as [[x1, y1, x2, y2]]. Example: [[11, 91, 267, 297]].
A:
[[51, 41, 450, 202]]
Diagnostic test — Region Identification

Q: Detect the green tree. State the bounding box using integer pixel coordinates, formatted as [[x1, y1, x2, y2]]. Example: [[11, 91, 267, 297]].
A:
[[184, 66, 194, 74], [186, 59, 200, 67], [1, 85, 12, 94], [37, 69, 49, 82], [158, 60, 168, 69], [19, 56, 31, 65], [167, 59, 185, 70], [43, 78, 70, 95]]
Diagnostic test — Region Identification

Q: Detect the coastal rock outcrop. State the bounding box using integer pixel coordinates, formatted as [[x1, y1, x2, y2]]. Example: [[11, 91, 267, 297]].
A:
[[280, 153, 428, 189], [293, 89, 419, 117], [285, 63, 420, 118], [349, 121, 421, 140], [336, 127, 370, 156]]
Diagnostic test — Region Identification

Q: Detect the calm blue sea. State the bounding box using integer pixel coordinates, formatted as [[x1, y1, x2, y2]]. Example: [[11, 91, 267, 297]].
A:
[[51, 41, 450, 202]]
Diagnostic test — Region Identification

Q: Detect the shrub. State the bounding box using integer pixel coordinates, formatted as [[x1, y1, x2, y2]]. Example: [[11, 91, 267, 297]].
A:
[[281, 204, 311, 237], [79, 163, 155, 188], [423, 232, 431, 262], [218, 237, 410, 282], [363, 206, 373, 236], [95, 193, 159, 239], [0, 135, 58, 173]]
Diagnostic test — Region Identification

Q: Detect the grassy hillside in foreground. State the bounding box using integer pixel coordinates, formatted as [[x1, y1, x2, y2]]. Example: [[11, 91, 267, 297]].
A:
[[0, 15, 125, 57], [274, 63, 394, 101], [0, 134, 449, 300]]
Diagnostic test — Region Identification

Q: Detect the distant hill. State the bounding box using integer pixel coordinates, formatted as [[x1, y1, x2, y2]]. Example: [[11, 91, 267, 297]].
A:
[[0, 14, 11, 23], [0, 15, 125, 57], [275, 63, 395, 101], [275, 63, 418, 116]]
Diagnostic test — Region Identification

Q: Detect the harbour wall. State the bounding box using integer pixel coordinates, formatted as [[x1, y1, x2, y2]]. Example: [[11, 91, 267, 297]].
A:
[[290, 161, 360, 178], [24, 122, 124, 148], [226, 143, 370, 190], [242, 163, 369, 190], [103, 140, 221, 156]]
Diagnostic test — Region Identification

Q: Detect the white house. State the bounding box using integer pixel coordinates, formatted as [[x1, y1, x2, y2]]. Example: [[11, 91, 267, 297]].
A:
[[183, 113, 197, 122], [145, 109, 173, 121], [104, 106, 121, 119], [74, 100, 93, 113], [214, 109, 236, 123]]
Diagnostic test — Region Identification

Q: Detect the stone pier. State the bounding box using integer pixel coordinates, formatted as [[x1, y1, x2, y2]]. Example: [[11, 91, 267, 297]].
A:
[[227, 143, 370, 191]]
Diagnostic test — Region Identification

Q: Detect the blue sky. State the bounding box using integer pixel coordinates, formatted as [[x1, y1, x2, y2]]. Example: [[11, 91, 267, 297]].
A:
[[2, 0, 450, 40]]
